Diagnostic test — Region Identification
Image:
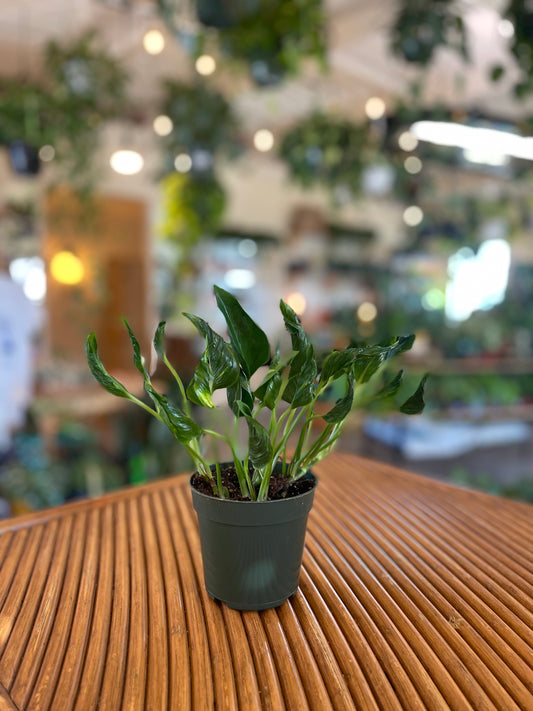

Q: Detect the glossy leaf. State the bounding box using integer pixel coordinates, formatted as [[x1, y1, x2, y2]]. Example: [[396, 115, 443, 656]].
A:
[[245, 416, 273, 468], [400, 374, 428, 415], [85, 333, 131, 399], [227, 371, 254, 416], [280, 299, 311, 352], [284, 344, 317, 407], [323, 372, 355, 424], [153, 321, 166, 359], [353, 334, 415, 383], [280, 301, 317, 407], [187, 352, 215, 407], [374, 369, 405, 400], [214, 285, 270, 377], [319, 347, 358, 384], [148, 387, 204, 443], [124, 319, 148, 378], [254, 351, 284, 409], [184, 312, 239, 390]]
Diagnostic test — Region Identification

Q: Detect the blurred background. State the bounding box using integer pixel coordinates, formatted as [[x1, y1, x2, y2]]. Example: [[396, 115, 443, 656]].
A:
[[1, 0, 533, 515]]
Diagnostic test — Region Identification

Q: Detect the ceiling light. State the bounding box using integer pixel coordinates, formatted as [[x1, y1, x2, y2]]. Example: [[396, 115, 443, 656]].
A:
[[224, 269, 256, 290], [110, 150, 144, 175], [195, 54, 216, 76], [403, 205, 424, 227], [365, 97, 386, 120], [143, 30, 165, 55], [398, 131, 418, 151], [174, 153, 192, 173], [253, 129, 274, 152], [410, 120, 533, 161], [50, 251, 84, 285], [153, 115, 173, 136]]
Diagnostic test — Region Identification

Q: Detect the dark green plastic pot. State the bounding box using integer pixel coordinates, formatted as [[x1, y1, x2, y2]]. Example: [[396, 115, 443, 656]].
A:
[[190, 471, 317, 611]]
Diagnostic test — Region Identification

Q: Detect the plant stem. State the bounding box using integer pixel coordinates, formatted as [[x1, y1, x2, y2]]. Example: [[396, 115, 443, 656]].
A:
[[163, 355, 191, 415]]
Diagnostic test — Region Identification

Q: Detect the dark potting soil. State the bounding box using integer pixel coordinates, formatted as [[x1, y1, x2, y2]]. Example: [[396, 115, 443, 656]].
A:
[[191, 464, 315, 501]]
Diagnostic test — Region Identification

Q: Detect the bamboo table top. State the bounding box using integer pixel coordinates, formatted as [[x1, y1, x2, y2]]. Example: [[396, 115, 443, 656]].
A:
[[0, 451, 532, 710]]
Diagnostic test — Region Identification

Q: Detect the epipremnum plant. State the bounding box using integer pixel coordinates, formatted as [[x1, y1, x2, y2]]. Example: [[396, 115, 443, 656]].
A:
[[86, 285, 427, 501]]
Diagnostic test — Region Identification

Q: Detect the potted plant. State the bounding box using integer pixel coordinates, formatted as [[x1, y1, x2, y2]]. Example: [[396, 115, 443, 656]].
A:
[[85, 285, 427, 610]]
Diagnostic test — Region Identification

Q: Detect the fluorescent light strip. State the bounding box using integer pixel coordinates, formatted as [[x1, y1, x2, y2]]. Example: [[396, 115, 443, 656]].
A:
[[410, 121, 533, 161]]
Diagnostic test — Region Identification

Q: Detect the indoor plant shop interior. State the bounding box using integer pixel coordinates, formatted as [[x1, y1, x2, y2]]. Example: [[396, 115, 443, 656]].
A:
[[1, 2, 533, 710], [0, 2, 533, 509]]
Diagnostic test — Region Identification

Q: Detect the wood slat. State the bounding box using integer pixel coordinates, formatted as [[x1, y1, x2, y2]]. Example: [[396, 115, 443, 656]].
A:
[[0, 452, 531, 710]]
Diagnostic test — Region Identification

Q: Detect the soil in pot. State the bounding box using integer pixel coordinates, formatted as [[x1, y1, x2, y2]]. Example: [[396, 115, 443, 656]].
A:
[[190, 463, 315, 501]]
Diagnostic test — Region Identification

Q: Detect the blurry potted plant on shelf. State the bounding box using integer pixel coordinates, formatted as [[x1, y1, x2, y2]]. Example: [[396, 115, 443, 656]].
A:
[[86, 285, 427, 610]]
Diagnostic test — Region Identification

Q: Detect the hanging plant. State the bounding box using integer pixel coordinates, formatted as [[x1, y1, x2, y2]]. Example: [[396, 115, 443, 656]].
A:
[[158, 80, 241, 174], [279, 112, 374, 200], [159, 171, 227, 249], [0, 30, 129, 188], [390, 0, 468, 65], [491, 1, 533, 99], [157, 0, 327, 86], [211, 0, 327, 85]]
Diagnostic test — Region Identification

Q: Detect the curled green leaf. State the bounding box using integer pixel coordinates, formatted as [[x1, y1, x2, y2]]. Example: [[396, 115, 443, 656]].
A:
[[400, 374, 428, 415], [85, 333, 131, 399], [214, 285, 270, 377]]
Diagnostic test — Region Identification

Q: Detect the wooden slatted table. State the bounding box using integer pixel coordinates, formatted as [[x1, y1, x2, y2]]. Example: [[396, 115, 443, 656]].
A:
[[0, 451, 532, 710]]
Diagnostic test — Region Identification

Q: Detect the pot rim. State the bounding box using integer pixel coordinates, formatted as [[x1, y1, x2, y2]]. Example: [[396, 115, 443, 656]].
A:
[[189, 470, 317, 505]]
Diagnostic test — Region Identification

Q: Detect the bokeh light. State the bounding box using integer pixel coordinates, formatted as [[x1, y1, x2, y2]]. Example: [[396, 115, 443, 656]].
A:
[[195, 54, 216, 76], [398, 131, 419, 151], [174, 153, 192, 173], [50, 251, 84, 285], [365, 97, 386, 120], [403, 205, 424, 226], [153, 115, 173, 136], [143, 30, 165, 55], [253, 129, 274, 152], [357, 301, 378, 322], [110, 150, 144, 175]]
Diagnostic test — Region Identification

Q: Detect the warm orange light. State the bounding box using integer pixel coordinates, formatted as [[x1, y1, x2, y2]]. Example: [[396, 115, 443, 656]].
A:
[[50, 251, 84, 285], [285, 292, 307, 315]]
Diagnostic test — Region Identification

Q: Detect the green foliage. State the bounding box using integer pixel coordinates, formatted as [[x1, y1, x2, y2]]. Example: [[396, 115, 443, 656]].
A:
[[86, 285, 427, 501], [390, 0, 468, 65], [210, 0, 327, 80], [157, 0, 327, 84], [158, 172, 227, 248], [159, 80, 241, 166], [279, 112, 371, 196], [498, 1, 533, 99], [0, 30, 128, 190]]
